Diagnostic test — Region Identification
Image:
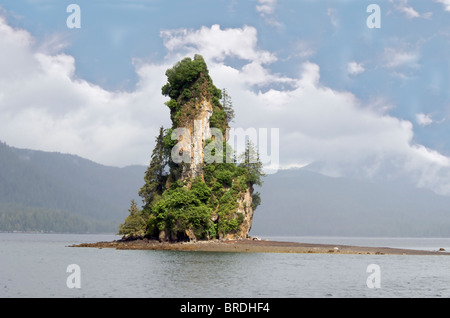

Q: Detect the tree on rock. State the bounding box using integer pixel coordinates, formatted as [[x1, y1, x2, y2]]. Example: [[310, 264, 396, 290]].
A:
[[117, 200, 147, 239], [138, 126, 168, 211], [221, 88, 235, 123], [239, 140, 265, 187]]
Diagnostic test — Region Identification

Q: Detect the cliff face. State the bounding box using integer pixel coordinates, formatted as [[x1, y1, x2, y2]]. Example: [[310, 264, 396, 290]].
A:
[[180, 99, 213, 181], [236, 186, 254, 239]]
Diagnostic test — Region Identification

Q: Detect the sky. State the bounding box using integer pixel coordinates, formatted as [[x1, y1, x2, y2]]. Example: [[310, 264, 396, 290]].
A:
[[1, 0, 450, 195]]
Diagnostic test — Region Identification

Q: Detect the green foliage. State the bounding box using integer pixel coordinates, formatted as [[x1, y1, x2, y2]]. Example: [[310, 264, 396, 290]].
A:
[[148, 185, 214, 240], [190, 178, 212, 201], [251, 192, 261, 210], [138, 127, 168, 210], [162, 128, 177, 150], [216, 170, 234, 187], [209, 107, 227, 131], [239, 140, 265, 187], [231, 175, 248, 193], [221, 88, 235, 123], [164, 99, 178, 111], [117, 200, 148, 238], [161, 54, 208, 100]]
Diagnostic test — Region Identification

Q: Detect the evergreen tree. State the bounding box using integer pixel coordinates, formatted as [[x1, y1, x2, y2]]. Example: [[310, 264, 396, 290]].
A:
[[221, 88, 235, 123], [138, 126, 168, 210], [117, 200, 147, 238], [239, 140, 265, 187]]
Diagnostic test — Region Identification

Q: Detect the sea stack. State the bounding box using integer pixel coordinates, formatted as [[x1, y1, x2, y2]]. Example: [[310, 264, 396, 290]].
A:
[[118, 55, 264, 242]]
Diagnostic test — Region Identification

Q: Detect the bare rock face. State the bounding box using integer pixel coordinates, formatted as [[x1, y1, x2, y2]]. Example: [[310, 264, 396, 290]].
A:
[[236, 186, 255, 239], [159, 230, 167, 242], [180, 99, 213, 182], [185, 228, 197, 241]]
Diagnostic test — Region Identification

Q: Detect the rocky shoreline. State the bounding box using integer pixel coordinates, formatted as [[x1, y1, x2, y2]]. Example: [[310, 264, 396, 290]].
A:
[[70, 238, 450, 255]]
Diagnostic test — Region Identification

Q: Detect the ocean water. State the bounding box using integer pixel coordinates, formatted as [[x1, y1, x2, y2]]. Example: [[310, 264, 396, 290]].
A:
[[1, 233, 450, 298]]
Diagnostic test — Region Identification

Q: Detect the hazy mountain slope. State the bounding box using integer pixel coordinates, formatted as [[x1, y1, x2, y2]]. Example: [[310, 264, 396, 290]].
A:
[[251, 169, 450, 237]]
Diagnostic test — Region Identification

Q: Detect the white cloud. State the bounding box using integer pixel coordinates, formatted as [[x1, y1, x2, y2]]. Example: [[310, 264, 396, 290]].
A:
[[327, 8, 339, 28], [366, 97, 395, 114], [256, 0, 277, 15], [416, 113, 433, 126], [255, 0, 280, 27], [390, 0, 432, 18], [436, 0, 450, 11], [161, 24, 277, 65], [293, 40, 316, 59], [393, 0, 420, 18], [383, 47, 419, 69], [347, 61, 365, 75]]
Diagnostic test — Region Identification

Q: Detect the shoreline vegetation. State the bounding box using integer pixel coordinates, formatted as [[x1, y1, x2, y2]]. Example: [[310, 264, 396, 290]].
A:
[[71, 238, 450, 256]]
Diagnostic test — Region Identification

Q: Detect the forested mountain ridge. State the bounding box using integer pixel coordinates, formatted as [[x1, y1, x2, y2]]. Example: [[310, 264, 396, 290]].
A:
[[0, 141, 145, 233]]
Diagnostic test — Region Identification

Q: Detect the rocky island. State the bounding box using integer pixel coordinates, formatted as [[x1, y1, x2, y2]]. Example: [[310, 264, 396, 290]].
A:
[[73, 237, 450, 255]]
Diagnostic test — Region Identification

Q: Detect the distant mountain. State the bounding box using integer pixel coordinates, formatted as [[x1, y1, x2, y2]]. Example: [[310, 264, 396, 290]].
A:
[[0, 141, 146, 233], [251, 168, 450, 237]]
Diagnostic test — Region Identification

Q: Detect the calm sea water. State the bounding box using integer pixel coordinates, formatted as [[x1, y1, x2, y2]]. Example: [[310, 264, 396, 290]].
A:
[[1, 233, 450, 298]]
